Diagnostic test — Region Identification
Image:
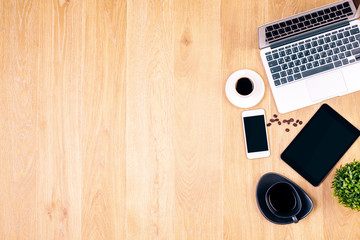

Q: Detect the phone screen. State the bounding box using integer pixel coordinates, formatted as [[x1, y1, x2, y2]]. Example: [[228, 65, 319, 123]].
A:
[[243, 115, 269, 153]]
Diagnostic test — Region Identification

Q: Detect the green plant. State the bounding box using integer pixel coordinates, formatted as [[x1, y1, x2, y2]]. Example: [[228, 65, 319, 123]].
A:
[[331, 160, 360, 211]]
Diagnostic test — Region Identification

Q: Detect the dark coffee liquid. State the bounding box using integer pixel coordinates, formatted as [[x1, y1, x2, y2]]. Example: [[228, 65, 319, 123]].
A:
[[235, 77, 253, 96], [268, 183, 296, 214]]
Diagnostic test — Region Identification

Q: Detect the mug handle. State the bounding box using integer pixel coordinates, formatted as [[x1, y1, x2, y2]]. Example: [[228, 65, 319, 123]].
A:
[[292, 216, 299, 223]]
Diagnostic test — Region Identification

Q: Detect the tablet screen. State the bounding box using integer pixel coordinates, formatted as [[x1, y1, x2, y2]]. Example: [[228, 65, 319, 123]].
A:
[[281, 104, 360, 186]]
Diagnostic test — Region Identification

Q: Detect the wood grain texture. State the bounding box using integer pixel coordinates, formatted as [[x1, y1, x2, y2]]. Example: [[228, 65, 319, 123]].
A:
[[0, 1, 38, 239], [1, 0, 360, 239], [36, 0, 82, 239], [81, 0, 126, 239], [126, 0, 175, 239], [174, 0, 222, 239]]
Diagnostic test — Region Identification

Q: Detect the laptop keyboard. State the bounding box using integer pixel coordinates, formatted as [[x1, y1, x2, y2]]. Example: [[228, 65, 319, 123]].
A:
[[265, 2, 353, 43], [265, 25, 360, 87]]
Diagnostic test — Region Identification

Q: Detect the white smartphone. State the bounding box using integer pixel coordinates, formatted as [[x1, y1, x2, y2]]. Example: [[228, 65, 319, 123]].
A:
[[242, 109, 270, 159]]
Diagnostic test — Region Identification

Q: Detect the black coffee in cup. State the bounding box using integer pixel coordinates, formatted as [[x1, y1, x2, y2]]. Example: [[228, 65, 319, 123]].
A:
[[235, 77, 254, 96], [265, 182, 302, 223], [267, 183, 296, 214]]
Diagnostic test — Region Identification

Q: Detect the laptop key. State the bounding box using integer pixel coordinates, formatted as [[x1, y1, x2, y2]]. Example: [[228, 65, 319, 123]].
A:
[[301, 63, 334, 78], [272, 73, 280, 80], [294, 73, 302, 80], [274, 80, 281, 86], [334, 60, 342, 67], [351, 48, 360, 55], [337, 33, 344, 39], [350, 28, 360, 35], [281, 78, 287, 84], [270, 66, 281, 73], [342, 59, 349, 65], [268, 60, 278, 67], [287, 76, 294, 82]]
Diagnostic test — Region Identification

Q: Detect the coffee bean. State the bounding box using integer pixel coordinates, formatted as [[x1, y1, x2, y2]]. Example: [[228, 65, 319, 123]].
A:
[[296, 120, 299, 123], [278, 121, 281, 125], [267, 123, 271, 127], [283, 120, 287, 123], [299, 121, 303, 125], [270, 119, 275, 122], [273, 114, 278, 118], [285, 128, 290, 132], [293, 123, 297, 127], [274, 118, 279, 121], [290, 118, 294, 122]]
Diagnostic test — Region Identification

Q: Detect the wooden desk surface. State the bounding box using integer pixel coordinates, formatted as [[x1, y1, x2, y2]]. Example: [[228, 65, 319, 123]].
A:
[[1, 0, 360, 239]]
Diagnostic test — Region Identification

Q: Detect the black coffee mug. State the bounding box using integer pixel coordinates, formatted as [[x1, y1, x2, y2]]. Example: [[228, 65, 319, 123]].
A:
[[265, 182, 302, 223], [235, 77, 254, 96]]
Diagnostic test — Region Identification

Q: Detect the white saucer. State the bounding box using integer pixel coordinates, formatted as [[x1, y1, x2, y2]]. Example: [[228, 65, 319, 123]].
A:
[[225, 69, 265, 108]]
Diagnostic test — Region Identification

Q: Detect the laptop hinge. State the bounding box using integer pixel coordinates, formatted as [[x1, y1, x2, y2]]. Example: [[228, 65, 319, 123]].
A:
[[270, 20, 350, 49]]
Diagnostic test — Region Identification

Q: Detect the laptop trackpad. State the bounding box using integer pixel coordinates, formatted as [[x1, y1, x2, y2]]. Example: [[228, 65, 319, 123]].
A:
[[306, 71, 347, 102]]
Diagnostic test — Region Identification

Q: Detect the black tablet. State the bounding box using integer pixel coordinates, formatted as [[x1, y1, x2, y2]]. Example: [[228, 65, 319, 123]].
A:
[[281, 104, 360, 186]]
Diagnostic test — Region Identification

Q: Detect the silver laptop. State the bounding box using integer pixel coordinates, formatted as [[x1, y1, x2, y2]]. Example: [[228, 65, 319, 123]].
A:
[[259, 0, 360, 113]]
